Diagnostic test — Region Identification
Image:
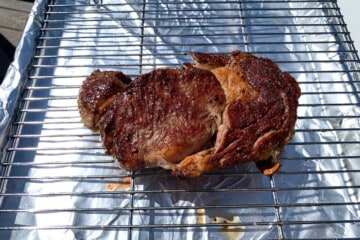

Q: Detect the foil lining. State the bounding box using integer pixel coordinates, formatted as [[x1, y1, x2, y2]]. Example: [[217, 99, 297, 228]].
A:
[[0, 0, 47, 147], [1, 0, 360, 239]]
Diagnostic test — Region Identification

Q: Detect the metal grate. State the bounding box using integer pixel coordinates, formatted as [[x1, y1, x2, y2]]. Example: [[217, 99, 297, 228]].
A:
[[1, 0, 360, 239]]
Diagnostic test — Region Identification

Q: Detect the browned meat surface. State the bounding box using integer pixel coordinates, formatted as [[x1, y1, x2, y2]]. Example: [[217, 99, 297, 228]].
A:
[[78, 50, 301, 177], [78, 70, 131, 130], [174, 51, 301, 177], [99, 67, 226, 171]]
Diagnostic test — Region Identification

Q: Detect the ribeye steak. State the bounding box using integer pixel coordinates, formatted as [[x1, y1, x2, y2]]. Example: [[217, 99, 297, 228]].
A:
[[78, 50, 301, 177]]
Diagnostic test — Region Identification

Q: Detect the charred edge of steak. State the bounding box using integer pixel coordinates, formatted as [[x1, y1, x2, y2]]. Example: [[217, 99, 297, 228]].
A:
[[78, 70, 131, 130], [187, 52, 230, 71], [256, 159, 282, 176]]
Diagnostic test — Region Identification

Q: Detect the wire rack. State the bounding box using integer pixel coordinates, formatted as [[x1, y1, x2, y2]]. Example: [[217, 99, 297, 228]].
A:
[[1, 0, 360, 239]]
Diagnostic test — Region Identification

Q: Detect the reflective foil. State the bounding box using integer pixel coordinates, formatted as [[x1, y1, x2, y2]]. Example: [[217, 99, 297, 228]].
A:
[[1, 0, 360, 239]]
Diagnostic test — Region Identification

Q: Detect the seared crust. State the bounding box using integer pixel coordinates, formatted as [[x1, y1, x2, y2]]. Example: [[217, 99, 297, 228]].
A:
[[78, 70, 131, 130], [78, 50, 301, 177], [99, 67, 226, 171], [173, 51, 301, 177]]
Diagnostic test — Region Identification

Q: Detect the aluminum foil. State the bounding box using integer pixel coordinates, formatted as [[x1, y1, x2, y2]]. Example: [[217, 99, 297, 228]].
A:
[[1, 0, 360, 239], [0, 0, 47, 148]]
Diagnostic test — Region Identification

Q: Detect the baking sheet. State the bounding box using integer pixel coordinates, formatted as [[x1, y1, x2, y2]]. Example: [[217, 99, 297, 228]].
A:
[[1, 0, 360, 239]]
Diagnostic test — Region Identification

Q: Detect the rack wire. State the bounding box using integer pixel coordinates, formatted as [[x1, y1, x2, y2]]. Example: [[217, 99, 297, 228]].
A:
[[1, 0, 360, 239]]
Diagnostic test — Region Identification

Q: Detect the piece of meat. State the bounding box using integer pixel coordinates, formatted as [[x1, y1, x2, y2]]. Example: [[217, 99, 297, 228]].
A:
[[78, 50, 301, 177], [78, 70, 131, 130], [98, 67, 226, 171], [173, 50, 301, 177]]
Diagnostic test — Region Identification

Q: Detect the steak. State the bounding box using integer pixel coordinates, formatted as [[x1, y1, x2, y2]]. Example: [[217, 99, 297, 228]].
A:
[[175, 51, 301, 177], [78, 50, 301, 177], [78, 70, 131, 130], [99, 67, 226, 171]]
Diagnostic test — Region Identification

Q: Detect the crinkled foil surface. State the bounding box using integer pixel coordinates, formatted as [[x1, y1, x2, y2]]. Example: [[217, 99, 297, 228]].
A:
[[1, 0, 360, 239]]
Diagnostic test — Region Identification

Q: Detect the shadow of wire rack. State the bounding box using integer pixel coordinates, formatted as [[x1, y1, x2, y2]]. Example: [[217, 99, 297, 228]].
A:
[[0, 0, 359, 239]]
